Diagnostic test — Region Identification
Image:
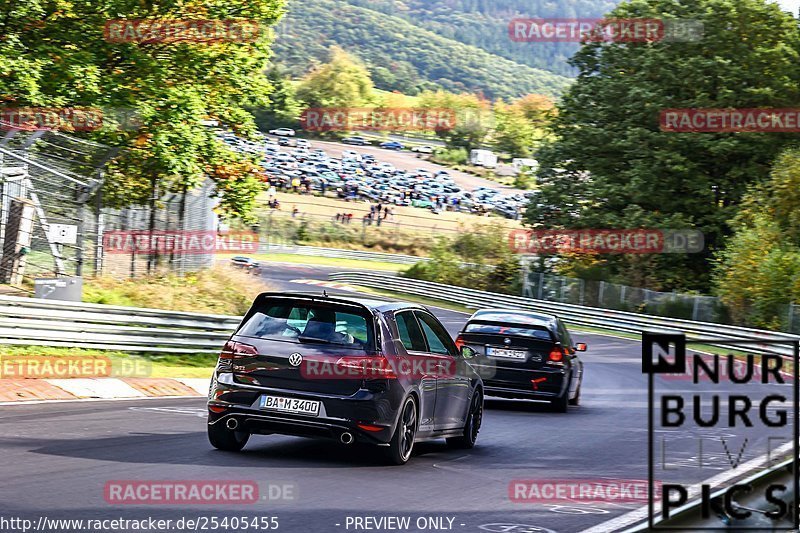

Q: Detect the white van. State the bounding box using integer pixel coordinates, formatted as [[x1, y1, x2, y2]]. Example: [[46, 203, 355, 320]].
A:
[[512, 158, 538, 172], [469, 149, 498, 168]]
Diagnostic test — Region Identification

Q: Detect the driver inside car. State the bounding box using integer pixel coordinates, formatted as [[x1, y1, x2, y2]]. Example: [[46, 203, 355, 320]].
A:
[[301, 309, 355, 345]]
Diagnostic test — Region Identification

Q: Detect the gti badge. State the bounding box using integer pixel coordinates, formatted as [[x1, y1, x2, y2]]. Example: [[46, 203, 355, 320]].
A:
[[288, 353, 303, 367]]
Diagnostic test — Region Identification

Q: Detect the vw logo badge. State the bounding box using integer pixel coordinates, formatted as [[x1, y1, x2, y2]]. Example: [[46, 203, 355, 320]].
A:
[[289, 353, 303, 367], [503, 338, 512, 345]]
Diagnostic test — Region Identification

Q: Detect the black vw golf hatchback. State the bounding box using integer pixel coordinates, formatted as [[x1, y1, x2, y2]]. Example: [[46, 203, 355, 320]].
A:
[[208, 292, 483, 464]]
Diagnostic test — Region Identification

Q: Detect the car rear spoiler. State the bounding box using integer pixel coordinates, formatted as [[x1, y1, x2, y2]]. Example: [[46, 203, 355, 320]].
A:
[[460, 319, 556, 343]]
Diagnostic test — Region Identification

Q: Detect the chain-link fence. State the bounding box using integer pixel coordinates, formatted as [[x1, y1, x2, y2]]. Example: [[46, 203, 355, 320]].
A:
[[521, 266, 800, 333], [0, 125, 107, 292], [256, 194, 469, 256], [0, 124, 224, 293], [94, 179, 220, 278]]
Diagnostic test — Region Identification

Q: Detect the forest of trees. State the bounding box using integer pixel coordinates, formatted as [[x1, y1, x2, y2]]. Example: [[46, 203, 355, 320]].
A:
[[524, 0, 800, 328], [271, 0, 572, 99], [343, 0, 618, 77]]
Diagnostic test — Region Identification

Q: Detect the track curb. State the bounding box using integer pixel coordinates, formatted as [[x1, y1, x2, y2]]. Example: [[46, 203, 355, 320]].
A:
[[0, 377, 209, 403]]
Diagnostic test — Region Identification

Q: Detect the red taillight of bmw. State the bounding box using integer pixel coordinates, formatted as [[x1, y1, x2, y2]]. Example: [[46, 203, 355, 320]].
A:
[[454, 336, 465, 351], [219, 340, 258, 360], [548, 346, 565, 365]]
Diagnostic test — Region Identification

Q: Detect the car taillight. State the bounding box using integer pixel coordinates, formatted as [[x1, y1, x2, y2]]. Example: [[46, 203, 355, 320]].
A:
[[548, 346, 565, 364], [454, 336, 465, 350], [219, 340, 258, 360]]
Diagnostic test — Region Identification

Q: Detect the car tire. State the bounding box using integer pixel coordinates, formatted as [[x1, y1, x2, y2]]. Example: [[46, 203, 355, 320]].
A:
[[568, 384, 581, 406], [208, 419, 250, 452], [385, 396, 417, 465], [447, 390, 483, 449]]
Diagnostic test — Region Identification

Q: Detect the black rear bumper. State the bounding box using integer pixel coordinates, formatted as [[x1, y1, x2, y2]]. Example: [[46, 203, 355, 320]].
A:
[[208, 408, 391, 444], [484, 385, 561, 401], [208, 373, 399, 445]]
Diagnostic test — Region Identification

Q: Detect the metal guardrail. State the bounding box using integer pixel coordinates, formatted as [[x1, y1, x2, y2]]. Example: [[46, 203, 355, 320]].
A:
[[328, 272, 800, 358], [3, 270, 797, 357], [259, 244, 429, 265], [0, 295, 241, 353]]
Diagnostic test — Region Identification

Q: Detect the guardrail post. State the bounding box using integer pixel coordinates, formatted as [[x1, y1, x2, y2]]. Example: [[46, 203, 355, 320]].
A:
[[538, 272, 544, 300]]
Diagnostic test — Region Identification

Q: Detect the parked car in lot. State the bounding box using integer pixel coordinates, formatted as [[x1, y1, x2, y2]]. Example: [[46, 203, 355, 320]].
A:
[[456, 309, 585, 412], [230, 256, 261, 274], [341, 149, 361, 161], [208, 293, 484, 464], [269, 128, 296, 137], [341, 136, 372, 146], [222, 129, 531, 218], [412, 145, 434, 154], [380, 141, 404, 150]]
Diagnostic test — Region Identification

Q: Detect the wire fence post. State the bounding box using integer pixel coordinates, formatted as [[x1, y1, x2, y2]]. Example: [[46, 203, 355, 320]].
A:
[[538, 272, 544, 300]]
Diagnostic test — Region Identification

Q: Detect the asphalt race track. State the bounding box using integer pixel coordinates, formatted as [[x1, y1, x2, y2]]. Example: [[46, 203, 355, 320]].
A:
[[0, 262, 792, 533]]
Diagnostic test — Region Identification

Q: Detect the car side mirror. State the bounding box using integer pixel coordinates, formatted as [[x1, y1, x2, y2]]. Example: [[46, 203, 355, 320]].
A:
[[460, 346, 478, 359], [575, 343, 587, 352]]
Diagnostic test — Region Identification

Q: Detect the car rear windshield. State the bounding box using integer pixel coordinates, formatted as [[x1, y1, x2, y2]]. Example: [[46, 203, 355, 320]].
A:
[[464, 322, 552, 341], [238, 300, 374, 349]]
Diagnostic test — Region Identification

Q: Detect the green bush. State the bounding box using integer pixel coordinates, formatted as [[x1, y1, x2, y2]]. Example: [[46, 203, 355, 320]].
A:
[[433, 147, 468, 165], [402, 224, 520, 294]]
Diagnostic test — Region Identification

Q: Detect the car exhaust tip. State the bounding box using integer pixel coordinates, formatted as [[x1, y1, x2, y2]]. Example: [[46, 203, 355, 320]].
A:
[[226, 418, 239, 430], [340, 432, 354, 445]]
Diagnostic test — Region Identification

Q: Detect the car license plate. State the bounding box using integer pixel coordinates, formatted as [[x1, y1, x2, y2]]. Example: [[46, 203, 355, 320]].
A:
[[486, 347, 528, 359], [260, 395, 320, 416]]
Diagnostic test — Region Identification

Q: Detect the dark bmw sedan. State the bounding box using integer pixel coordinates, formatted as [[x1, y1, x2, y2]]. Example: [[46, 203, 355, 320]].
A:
[[455, 309, 586, 412], [208, 292, 484, 464]]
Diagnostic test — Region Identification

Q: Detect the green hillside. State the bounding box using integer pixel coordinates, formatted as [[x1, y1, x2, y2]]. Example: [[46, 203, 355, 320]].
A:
[[344, 0, 619, 77], [272, 0, 573, 99]]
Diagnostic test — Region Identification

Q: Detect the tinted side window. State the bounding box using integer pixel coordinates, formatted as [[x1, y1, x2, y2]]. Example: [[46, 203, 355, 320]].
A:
[[395, 311, 427, 352], [415, 311, 457, 356], [557, 320, 573, 347]]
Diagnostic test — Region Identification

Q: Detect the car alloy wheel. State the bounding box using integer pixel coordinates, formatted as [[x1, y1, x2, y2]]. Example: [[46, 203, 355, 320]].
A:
[[386, 397, 417, 465]]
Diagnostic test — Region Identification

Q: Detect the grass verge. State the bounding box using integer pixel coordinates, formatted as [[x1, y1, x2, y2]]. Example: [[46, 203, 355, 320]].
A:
[[234, 253, 410, 272], [83, 265, 269, 315]]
